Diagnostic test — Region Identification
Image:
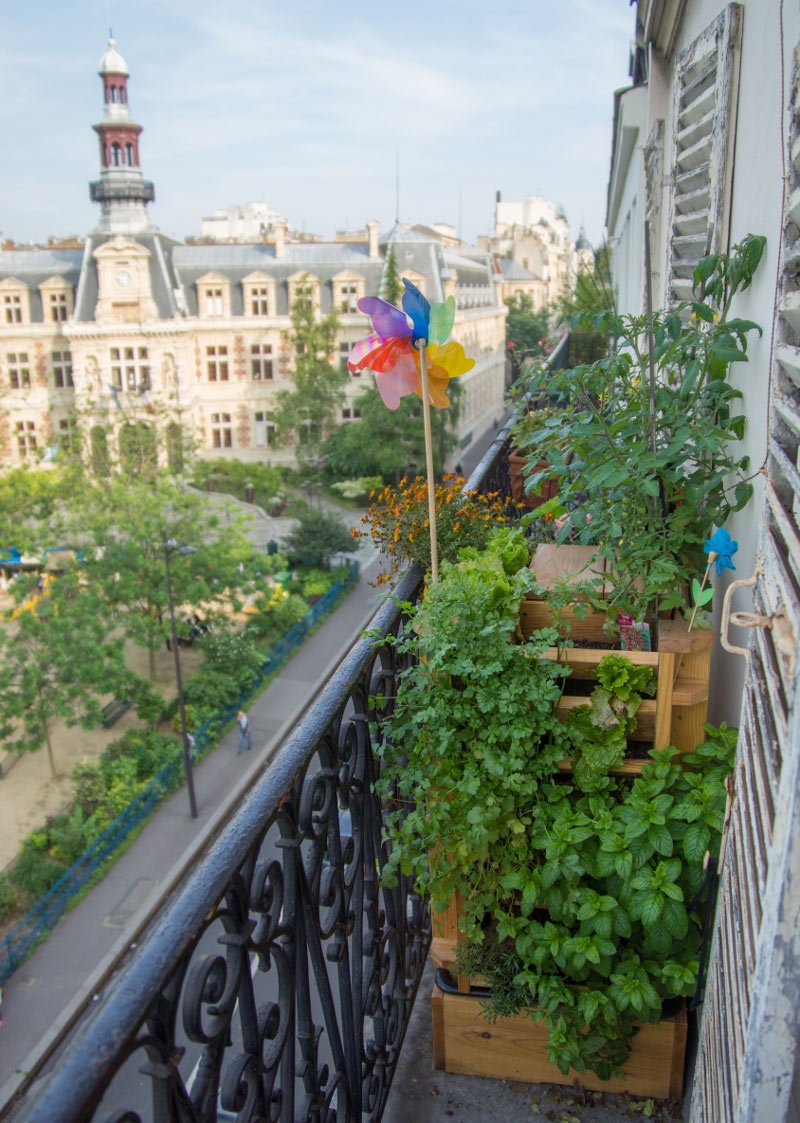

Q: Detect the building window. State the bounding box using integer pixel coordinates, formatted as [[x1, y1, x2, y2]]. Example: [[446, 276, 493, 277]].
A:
[[250, 287, 271, 316], [7, 352, 30, 389], [211, 412, 233, 448], [52, 351, 74, 389], [339, 342, 351, 372], [339, 283, 359, 313], [49, 291, 69, 322], [204, 288, 224, 317], [110, 346, 150, 391], [206, 345, 229, 381], [254, 410, 276, 448], [16, 420, 36, 458], [251, 343, 273, 380], [58, 417, 77, 454], [112, 143, 121, 166], [342, 406, 361, 420], [4, 294, 22, 324], [125, 143, 134, 166]]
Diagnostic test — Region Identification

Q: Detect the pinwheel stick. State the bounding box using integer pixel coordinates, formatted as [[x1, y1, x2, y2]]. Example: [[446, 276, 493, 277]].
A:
[[688, 553, 716, 632], [417, 341, 439, 583]]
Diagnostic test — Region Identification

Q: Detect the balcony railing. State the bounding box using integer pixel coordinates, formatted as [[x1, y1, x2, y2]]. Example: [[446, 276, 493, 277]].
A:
[[11, 423, 516, 1123]]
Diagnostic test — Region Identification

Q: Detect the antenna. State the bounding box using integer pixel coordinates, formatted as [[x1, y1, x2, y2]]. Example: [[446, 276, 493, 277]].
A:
[[395, 151, 400, 224]]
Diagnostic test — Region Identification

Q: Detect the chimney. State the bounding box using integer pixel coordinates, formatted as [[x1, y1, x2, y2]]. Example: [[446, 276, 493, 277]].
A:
[[367, 220, 380, 258], [274, 219, 286, 259]]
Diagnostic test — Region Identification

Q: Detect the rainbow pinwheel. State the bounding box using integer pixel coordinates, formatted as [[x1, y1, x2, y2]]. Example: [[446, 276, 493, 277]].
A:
[[348, 279, 474, 409]]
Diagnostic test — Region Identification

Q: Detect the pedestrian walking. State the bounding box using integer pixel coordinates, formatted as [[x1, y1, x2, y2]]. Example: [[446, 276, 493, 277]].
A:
[[237, 710, 252, 754]]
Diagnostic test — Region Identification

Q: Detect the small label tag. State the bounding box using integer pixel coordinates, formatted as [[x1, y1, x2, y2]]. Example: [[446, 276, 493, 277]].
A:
[[618, 613, 652, 651]]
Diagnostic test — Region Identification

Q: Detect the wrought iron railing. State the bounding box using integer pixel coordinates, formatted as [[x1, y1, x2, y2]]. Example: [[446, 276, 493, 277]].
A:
[[11, 423, 515, 1123]]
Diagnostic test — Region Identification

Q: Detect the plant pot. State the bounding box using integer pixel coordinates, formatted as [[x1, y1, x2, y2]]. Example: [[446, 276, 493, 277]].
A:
[[521, 544, 713, 766], [431, 978, 687, 1099], [508, 449, 559, 510]]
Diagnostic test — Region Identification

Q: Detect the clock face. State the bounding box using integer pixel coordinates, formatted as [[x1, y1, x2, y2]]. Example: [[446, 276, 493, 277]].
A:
[[115, 269, 133, 289]]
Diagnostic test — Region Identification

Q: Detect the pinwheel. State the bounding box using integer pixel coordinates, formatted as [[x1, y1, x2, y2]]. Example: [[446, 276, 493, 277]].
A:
[[348, 279, 475, 581], [689, 525, 740, 629]]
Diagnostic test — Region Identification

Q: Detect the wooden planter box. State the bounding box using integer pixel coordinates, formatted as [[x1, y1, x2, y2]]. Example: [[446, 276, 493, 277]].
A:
[[431, 980, 687, 1099], [521, 545, 713, 766]]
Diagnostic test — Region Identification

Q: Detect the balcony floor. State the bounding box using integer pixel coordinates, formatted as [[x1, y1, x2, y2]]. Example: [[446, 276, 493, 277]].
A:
[[383, 962, 685, 1123]]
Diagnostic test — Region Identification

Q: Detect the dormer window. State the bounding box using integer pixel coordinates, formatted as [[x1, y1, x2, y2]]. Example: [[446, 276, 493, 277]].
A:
[[197, 274, 231, 319], [332, 271, 365, 314], [243, 273, 277, 319], [4, 294, 22, 323], [287, 273, 320, 316], [0, 280, 29, 325], [39, 278, 74, 324]]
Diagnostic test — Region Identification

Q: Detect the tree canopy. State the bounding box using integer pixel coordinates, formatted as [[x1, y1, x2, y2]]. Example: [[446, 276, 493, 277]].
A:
[[273, 276, 348, 455]]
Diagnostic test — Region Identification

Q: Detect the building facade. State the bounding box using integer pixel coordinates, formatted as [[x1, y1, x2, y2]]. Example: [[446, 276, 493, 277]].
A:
[[0, 39, 507, 473], [478, 193, 593, 309]]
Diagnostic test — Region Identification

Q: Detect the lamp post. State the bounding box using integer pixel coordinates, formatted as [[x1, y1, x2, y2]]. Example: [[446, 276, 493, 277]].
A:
[[164, 538, 198, 819]]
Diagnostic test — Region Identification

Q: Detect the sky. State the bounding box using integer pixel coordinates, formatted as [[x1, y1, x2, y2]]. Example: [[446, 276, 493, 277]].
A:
[[1, 0, 634, 248]]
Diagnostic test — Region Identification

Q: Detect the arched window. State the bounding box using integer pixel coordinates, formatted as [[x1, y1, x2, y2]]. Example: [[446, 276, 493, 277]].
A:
[[111, 143, 121, 166], [104, 145, 109, 165], [125, 143, 134, 166], [110, 85, 118, 103], [120, 86, 127, 104]]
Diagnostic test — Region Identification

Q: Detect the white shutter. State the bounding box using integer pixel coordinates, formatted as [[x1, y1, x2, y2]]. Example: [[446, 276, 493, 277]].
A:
[[666, 5, 742, 303], [690, 36, 800, 1123]]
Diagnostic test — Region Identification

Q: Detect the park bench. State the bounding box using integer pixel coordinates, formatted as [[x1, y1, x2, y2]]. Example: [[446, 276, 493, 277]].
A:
[[102, 698, 133, 728]]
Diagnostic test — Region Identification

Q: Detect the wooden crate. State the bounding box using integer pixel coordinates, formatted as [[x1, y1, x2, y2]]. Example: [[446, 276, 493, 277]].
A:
[[521, 544, 713, 762], [431, 981, 687, 1099]]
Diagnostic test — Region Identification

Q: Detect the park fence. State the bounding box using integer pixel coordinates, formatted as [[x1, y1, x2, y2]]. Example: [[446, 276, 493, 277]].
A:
[[0, 561, 360, 984]]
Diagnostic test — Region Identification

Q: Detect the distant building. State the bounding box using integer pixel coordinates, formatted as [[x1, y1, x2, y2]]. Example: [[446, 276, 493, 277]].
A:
[[478, 193, 590, 309], [199, 202, 289, 244], [0, 39, 507, 471]]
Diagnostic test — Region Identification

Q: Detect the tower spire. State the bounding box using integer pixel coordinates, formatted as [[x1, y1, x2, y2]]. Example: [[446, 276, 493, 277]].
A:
[[89, 37, 155, 233]]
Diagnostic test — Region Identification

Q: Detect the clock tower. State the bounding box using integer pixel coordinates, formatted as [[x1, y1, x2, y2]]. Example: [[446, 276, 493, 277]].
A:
[[89, 36, 156, 234]]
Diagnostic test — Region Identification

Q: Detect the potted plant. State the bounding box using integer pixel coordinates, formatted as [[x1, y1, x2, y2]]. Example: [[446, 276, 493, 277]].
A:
[[378, 531, 735, 1096], [514, 234, 766, 628]]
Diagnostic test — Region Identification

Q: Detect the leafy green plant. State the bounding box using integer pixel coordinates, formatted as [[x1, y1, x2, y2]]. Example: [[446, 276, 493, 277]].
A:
[[515, 235, 766, 620], [377, 529, 736, 1081], [0, 872, 18, 922], [450, 726, 735, 1080], [563, 656, 656, 791]]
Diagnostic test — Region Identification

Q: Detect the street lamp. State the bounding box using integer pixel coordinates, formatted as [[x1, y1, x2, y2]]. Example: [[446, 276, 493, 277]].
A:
[[163, 538, 198, 819]]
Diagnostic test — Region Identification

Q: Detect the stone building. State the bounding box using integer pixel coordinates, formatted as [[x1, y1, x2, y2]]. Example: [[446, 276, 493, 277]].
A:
[[478, 193, 591, 310], [0, 39, 507, 472]]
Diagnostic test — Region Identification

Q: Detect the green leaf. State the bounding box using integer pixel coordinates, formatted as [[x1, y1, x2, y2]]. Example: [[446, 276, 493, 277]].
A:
[[683, 822, 711, 863]]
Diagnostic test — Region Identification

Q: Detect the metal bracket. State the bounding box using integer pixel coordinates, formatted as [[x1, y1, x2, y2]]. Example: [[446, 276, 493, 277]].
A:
[[720, 564, 765, 656]]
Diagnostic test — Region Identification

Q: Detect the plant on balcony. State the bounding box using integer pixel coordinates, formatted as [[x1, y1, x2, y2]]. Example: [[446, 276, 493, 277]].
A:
[[379, 536, 735, 1083], [353, 475, 516, 582], [514, 234, 766, 623]]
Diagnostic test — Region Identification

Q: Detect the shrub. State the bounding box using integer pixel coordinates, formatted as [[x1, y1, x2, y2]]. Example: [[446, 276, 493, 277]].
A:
[[12, 832, 66, 898], [70, 758, 107, 818], [201, 625, 264, 692], [0, 872, 18, 921], [284, 507, 353, 568], [102, 730, 181, 781], [48, 806, 96, 865]]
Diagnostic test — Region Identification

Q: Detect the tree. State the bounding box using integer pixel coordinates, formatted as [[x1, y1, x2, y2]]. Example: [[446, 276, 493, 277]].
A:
[[505, 293, 551, 359], [0, 571, 138, 778], [322, 383, 459, 484], [283, 506, 353, 569], [273, 276, 348, 455], [382, 245, 403, 304], [0, 465, 81, 555], [75, 476, 253, 680]]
